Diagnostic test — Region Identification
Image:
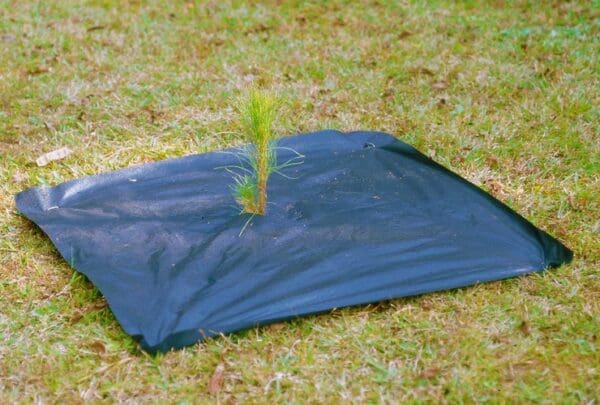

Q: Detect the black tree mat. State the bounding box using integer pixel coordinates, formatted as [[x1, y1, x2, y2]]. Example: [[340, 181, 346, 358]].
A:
[[15, 131, 572, 352]]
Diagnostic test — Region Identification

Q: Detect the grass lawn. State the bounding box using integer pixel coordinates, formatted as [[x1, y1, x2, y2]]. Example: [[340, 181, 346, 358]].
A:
[[1, 0, 598, 402]]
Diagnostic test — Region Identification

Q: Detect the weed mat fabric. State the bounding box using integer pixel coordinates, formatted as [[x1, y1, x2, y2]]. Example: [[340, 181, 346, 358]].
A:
[[15, 131, 572, 352]]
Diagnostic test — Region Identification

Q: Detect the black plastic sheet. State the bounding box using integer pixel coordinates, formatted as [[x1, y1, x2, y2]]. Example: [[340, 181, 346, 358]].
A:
[[15, 131, 572, 352]]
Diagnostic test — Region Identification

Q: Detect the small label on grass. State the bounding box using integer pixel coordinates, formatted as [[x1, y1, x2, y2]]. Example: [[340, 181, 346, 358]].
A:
[[35, 147, 73, 167]]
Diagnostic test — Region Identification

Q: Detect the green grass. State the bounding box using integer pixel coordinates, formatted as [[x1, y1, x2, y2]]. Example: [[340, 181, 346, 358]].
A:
[[1, 0, 598, 401]]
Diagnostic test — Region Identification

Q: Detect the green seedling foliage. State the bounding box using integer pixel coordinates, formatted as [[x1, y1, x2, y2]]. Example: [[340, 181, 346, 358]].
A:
[[220, 90, 304, 227], [238, 90, 277, 215]]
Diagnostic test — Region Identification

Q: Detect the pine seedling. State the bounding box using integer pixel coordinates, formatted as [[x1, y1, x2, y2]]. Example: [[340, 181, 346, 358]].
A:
[[218, 90, 304, 227], [236, 90, 277, 215]]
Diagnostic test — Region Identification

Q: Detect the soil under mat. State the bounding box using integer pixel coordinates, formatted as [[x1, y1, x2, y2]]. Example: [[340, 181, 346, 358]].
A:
[[15, 130, 572, 352]]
